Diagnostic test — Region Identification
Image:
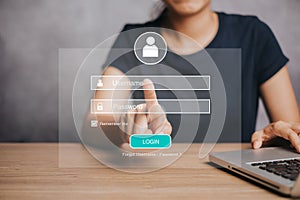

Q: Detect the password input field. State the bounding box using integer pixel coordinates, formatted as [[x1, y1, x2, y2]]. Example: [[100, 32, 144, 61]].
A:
[[90, 99, 210, 114]]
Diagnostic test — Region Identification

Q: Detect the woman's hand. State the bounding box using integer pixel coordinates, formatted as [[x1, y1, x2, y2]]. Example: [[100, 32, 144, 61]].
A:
[[251, 121, 300, 152], [121, 79, 172, 143]]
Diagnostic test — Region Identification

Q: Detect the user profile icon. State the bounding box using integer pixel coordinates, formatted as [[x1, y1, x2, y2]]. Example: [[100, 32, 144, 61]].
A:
[[143, 36, 158, 58], [134, 32, 167, 65]]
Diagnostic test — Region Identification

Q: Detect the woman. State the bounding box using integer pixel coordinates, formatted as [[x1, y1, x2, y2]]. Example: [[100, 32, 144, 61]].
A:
[[96, 0, 300, 151]]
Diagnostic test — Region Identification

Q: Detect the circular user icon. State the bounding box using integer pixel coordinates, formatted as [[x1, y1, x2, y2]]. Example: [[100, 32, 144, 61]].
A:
[[134, 32, 167, 65]]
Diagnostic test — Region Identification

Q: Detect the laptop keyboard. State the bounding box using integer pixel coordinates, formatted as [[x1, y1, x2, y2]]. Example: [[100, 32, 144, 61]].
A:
[[251, 159, 300, 181]]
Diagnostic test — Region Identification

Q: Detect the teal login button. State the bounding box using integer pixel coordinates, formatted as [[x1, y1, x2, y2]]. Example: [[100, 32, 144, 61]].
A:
[[129, 134, 171, 149]]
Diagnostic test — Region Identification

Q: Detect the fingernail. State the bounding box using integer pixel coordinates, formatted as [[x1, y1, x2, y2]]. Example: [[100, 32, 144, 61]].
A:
[[143, 79, 151, 85], [297, 146, 300, 153], [253, 141, 260, 149]]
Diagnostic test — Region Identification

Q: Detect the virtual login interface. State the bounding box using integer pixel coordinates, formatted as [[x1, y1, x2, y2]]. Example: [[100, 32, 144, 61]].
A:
[[62, 27, 241, 172]]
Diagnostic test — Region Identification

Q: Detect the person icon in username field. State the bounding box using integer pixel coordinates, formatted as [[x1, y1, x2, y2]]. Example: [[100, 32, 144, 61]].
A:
[[142, 36, 158, 58], [97, 79, 103, 88]]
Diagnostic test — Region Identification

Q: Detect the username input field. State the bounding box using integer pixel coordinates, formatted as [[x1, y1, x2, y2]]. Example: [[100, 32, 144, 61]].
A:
[[90, 75, 210, 91]]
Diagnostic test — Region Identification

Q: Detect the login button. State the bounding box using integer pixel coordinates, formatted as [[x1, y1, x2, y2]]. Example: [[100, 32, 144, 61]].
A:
[[129, 134, 171, 149]]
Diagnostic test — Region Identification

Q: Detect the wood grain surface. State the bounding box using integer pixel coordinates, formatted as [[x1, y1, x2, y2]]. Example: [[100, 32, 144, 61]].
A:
[[0, 143, 289, 200]]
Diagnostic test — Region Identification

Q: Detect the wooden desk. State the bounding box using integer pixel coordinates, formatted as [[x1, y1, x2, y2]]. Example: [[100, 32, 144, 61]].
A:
[[0, 143, 289, 199]]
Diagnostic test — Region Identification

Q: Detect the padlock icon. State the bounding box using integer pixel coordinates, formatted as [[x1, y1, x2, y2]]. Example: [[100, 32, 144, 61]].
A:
[[96, 102, 103, 111]]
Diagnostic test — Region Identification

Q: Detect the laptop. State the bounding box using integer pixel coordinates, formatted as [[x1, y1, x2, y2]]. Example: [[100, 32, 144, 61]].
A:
[[209, 146, 300, 197]]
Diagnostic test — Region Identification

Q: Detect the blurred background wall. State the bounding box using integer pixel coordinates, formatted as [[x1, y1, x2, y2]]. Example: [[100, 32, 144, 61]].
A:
[[0, 0, 299, 142]]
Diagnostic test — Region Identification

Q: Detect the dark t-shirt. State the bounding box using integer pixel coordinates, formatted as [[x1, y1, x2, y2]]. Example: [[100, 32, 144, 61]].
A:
[[108, 12, 288, 142]]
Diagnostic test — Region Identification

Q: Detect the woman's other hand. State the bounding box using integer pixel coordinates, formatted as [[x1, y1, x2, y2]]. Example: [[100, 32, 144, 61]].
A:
[[251, 121, 300, 152]]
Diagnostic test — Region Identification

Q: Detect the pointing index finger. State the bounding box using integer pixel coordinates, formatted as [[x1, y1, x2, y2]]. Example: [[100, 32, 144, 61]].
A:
[[143, 79, 158, 109]]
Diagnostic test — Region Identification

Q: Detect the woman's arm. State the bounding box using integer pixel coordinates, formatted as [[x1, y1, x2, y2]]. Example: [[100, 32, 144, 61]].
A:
[[252, 66, 300, 151], [260, 66, 299, 122]]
